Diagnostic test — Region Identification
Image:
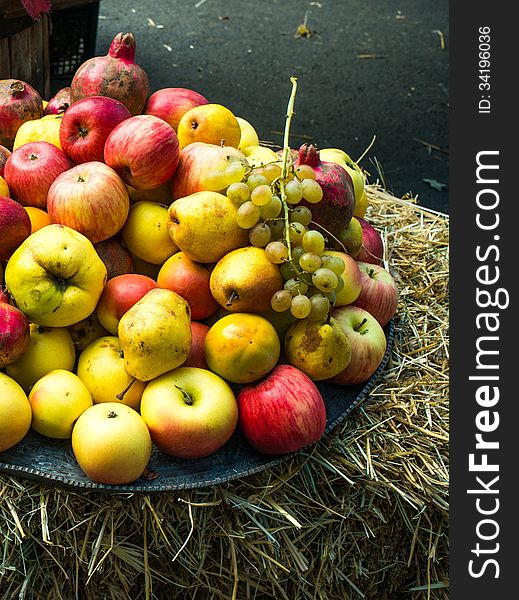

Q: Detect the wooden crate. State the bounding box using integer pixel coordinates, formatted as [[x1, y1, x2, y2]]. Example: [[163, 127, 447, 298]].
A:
[[0, 0, 100, 100]]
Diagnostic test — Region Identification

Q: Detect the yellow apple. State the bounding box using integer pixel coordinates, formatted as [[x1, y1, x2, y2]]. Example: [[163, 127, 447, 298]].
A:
[[177, 103, 241, 149], [77, 336, 147, 411], [29, 369, 93, 439], [4, 224, 107, 327], [13, 114, 63, 150], [71, 402, 152, 485], [353, 190, 369, 218], [6, 323, 76, 392], [236, 116, 260, 150], [121, 200, 178, 265], [319, 147, 365, 203], [0, 372, 32, 452]]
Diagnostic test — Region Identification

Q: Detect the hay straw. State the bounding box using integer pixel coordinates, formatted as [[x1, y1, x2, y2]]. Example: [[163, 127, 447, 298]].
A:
[[0, 185, 449, 599]]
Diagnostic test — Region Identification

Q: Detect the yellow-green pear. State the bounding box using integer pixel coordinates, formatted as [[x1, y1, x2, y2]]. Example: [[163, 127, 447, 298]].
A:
[[118, 288, 192, 382], [284, 317, 351, 381], [167, 191, 249, 263]]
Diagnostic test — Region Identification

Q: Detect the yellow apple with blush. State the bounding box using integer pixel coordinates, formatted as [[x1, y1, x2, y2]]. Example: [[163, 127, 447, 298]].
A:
[[236, 116, 260, 150], [0, 372, 32, 452], [6, 323, 76, 392], [29, 369, 93, 439]]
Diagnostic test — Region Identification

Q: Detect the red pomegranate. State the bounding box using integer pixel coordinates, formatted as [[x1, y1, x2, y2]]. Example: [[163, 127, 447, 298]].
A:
[[70, 32, 150, 116], [294, 144, 356, 238], [43, 86, 71, 115], [0, 79, 43, 150]]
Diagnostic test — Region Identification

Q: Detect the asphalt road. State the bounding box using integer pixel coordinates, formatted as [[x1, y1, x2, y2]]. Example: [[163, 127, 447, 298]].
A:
[[58, 0, 449, 213]]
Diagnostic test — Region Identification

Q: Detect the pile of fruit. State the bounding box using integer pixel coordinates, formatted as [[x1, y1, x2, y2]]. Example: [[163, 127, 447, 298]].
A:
[[0, 33, 399, 486]]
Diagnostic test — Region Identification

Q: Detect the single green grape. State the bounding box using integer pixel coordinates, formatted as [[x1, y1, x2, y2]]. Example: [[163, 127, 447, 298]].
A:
[[312, 267, 339, 292], [302, 230, 326, 254], [284, 278, 309, 296], [224, 161, 247, 185], [280, 260, 297, 280], [249, 222, 272, 247], [250, 184, 273, 207], [320, 254, 346, 276], [299, 252, 322, 273], [308, 293, 331, 322], [227, 182, 251, 205], [301, 178, 323, 203], [265, 240, 289, 264], [246, 172, 269, 190], [290, 294, 312, 319], [263, 162, 282, 184], [271, 289, 293, 312], [284, 222, 307, 245], [236, 201, 261, 229], [268, 219, 285, 240], [294, 164, 317, 181], [260, 195, 282, 219], [289, 205, 312, 226], [284, 180, 303, 204]]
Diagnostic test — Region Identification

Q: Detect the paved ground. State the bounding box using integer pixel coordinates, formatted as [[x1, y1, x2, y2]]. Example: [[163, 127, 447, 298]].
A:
[[54, 0, 449, 213]]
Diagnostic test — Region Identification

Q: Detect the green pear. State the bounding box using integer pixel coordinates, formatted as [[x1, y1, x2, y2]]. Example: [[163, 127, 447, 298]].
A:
[[118, 288, 192, 382], [284, 317, 351, 381], [209, 246, 283, 313], [167, 191, 249, 263]]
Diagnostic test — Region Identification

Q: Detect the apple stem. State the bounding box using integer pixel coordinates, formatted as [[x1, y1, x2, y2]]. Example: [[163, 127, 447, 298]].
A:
[[354, 318, 368, 332], [116, 377, 136, 401], [226, 290, 239, 307], [174, 384, 193, 405]]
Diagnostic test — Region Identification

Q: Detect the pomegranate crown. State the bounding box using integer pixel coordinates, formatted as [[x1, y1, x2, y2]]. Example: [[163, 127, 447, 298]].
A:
[[297, 143, 321, 168], [108, 32, 137, 61]]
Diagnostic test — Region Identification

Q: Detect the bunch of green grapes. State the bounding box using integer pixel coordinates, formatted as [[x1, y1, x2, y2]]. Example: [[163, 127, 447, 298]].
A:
[[223, 157, 345, 322]]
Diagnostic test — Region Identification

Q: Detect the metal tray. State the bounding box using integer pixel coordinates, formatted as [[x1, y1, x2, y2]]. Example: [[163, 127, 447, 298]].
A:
[[0, 321, 394, 493]]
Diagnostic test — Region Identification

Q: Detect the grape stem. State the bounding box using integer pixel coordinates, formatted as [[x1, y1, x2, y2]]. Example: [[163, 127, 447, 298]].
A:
[[279, 76, 298, 263]]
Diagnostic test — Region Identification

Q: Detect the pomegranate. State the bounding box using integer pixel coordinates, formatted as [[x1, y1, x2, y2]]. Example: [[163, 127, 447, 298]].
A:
[[0, 302, 30, 369], [43, 86, 71, 115], [0, 80, 43, 150], [70, 32, 150, 116], [294, 143, 356, 238]]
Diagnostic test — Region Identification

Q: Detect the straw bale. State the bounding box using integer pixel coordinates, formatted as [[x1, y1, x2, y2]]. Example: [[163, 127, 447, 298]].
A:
[[0, 185, 449, 600]]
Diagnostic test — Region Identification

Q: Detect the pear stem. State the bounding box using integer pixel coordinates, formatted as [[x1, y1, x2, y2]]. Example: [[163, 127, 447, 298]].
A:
[[280, 76, 298, 263], [226, 289, 240, 307], [116, 377, 136, 401]]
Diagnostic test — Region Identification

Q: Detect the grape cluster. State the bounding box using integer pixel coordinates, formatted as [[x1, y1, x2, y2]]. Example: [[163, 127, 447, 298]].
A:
[[223, 156, 345, 322]]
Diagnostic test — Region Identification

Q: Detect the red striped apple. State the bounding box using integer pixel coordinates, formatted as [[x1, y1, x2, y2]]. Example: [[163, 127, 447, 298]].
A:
[[353, 262, 399, 326], [144, 87, 209, 131], [4, 141, 71, 209], [331, 305, 387, 385], [356, 217, 384, 265], [237, 364, 327, 455], [47, 161, 130, 244], [60, 95, 131, 164], [104, 114, 180, 190]]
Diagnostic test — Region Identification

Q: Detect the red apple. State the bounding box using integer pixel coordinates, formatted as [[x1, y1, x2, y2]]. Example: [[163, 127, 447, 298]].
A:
[[353, 262, 399, 326], [104, 115, 180, 191], [171, 142, 247, 200], [330, 305, 387, 385], [0, 302, 30, 368], [43, 86, 71, 115], [96, 273, 158, 334], [94, 238, 135, 280], [4, 141, 71, 209], [0, 196, 32, 260], [182, 322, 210, 369], [156, 251, 218, 320], [47, 161, 130, 243], [237, 364, 327, 455], [355, 217, 384, 265], [0, 145, 12, 177], [60, 96, 131, 164], [144, 87, 209, 132]]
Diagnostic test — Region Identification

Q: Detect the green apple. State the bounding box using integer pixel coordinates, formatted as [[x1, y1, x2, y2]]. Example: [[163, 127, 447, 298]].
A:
[[6, 323, 76, 391], [4, 224, 107, 327], [139, 366, 238, 459]]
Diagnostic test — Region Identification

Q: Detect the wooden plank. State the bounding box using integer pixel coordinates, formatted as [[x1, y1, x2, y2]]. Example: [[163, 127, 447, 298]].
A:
[[8, 25, 33, 85], [0, 37, 12, 79]]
